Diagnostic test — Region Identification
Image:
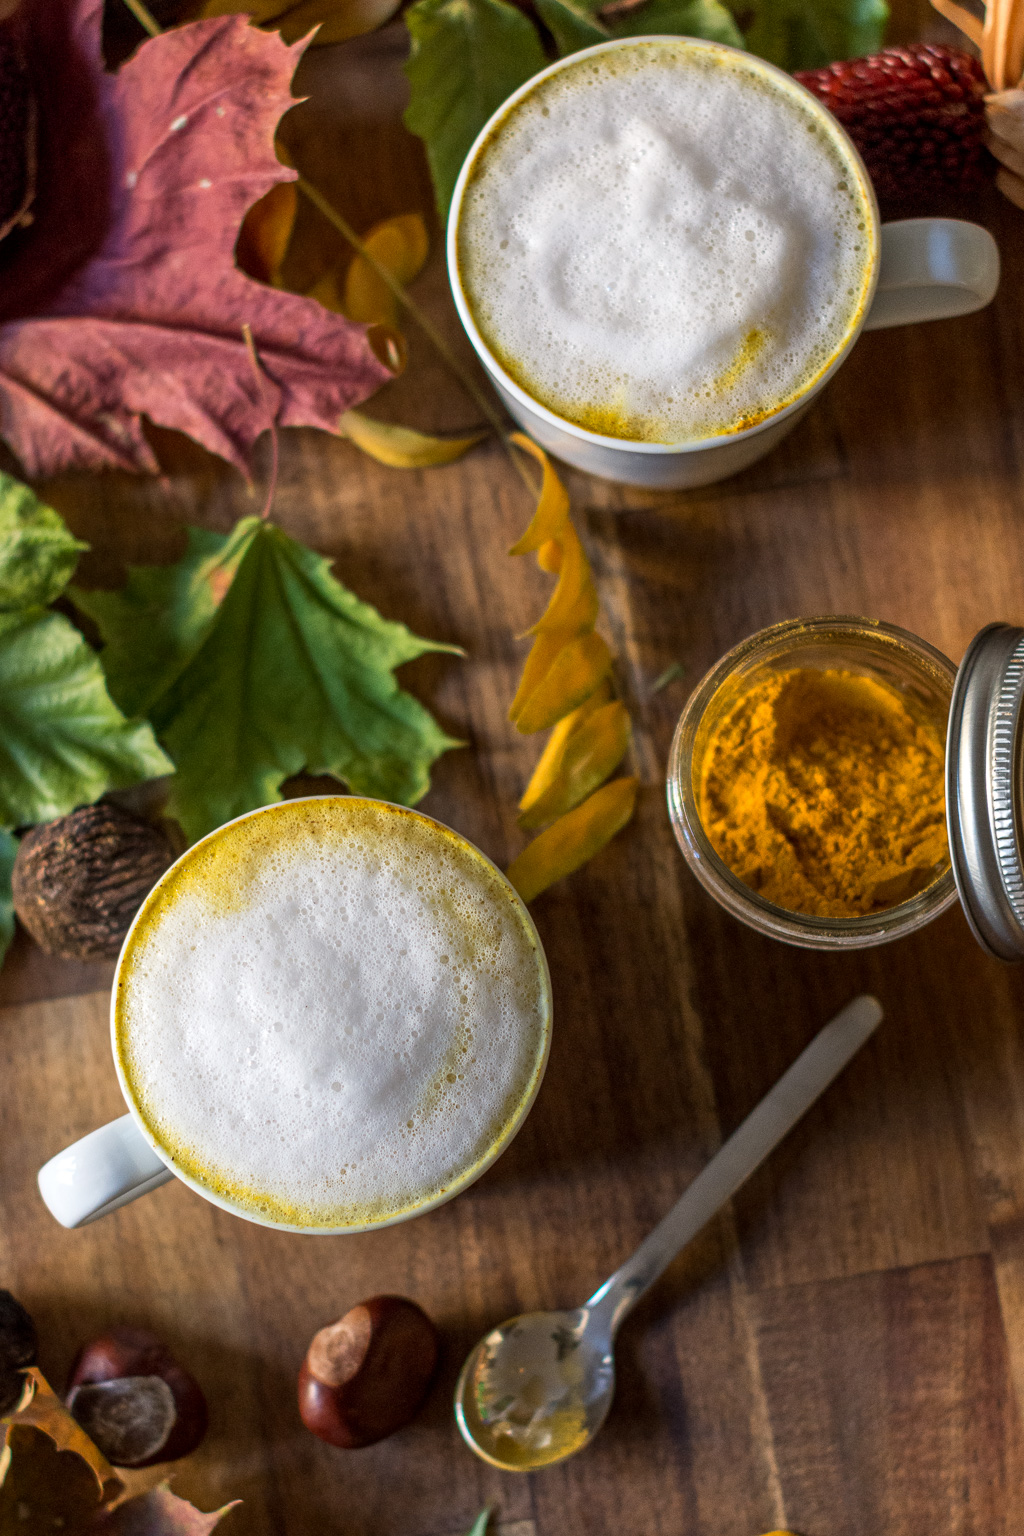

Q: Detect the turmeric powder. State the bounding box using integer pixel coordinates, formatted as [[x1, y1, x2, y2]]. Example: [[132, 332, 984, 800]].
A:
[[696, 667, 948, 918]]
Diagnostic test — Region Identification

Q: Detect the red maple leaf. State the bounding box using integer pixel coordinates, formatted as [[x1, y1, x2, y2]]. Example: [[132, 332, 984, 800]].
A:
[[0, 0, 390, 476]]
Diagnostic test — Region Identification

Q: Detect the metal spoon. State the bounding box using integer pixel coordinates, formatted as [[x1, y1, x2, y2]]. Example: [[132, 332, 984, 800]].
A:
[[455, 993, 883, 1470]]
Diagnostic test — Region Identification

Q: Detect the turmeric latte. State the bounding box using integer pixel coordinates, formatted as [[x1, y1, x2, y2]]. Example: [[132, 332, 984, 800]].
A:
[[115, 799, 550, 1230], [456, 40, 874, 444], [696, 668, 948, 918]]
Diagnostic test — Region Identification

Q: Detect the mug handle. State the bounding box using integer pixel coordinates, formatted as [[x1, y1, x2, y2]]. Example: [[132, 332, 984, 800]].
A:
[[862, 218, 1000, 331], [38, 1115, 174, 1228]]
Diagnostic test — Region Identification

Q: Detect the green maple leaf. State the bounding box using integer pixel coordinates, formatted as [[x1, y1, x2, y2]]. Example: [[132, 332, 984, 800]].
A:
[[0, 472, 87, 612], [0, 478, 171, 839], [404, 0, 547, 221], [737, 0, 887, 70], [73, 517, 463, 844], [610, 0, 742, 45], [0, 607, 173, 829], [533, 0, 607, 54], [535, 0, 743, 57]]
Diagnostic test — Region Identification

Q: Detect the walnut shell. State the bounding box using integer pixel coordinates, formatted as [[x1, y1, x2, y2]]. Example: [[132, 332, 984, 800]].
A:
[[12, 803, 177, 961]]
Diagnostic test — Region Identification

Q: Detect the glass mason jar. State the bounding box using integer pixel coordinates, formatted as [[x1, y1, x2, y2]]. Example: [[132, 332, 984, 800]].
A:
[[666, 616, 961, 951]]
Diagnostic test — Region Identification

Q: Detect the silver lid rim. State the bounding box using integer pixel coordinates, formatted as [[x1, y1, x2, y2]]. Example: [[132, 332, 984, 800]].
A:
[[946, 623, 1024, 962]]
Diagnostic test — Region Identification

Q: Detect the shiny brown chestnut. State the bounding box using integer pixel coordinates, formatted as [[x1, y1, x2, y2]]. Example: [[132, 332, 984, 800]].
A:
[[297, 1296, 439, 1449], [66, 1327, 207, 1467]]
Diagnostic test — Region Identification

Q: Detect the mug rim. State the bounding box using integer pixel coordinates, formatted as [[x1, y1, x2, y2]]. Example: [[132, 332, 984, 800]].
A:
[[109, 795, 554, 1236], [446, 34, 882, 459]]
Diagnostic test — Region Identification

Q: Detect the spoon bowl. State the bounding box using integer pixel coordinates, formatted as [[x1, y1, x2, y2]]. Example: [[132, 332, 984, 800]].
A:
[[454, 1308, 613, 1470], [454, 996, 883, 1469]]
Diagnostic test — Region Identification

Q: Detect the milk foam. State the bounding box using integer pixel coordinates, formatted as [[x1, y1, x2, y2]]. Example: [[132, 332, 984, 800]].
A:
[[457, 41, 876, 443], [115, 800, 550, 1229]]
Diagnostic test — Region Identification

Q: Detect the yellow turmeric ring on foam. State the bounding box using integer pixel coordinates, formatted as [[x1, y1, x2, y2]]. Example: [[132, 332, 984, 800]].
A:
[[696, 667, 948, 919]]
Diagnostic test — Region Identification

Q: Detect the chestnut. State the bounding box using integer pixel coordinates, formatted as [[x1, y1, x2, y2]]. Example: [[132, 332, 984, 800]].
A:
[[66, 1327, 207, 1467], [297, 1295, 439, 1449]]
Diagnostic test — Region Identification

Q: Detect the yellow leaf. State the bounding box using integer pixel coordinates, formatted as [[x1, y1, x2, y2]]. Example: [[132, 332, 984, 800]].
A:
[[235, 179, 297, 287], [309, 249, 412, 375], [306, 268, 344, 313], [509, 629, 570, 725], [200, 0, 402, 44], [340, 410, 487, 468], [514, 631, 613, 734], [344, 214, 430, 326], [507, 777, 639, 903], [536, 538, 562, 574], [518, 700, 631, 828], [527, 521, 599, 638], [344, 272, 395, 328], [281, 0, 403, 42], [518, 680, 613, 815], [508, 433, 570, 555]]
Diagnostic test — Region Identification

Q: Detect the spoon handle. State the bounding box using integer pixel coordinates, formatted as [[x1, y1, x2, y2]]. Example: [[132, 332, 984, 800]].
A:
[[585, 994, 883, 1334]]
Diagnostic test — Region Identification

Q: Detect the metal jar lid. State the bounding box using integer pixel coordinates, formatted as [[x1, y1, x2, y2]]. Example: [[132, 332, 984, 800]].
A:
[[947, 623, 1024, 961]]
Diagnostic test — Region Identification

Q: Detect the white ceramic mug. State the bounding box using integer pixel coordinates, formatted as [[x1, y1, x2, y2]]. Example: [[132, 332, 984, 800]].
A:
[[447, 38, 1000, 490], [38, 799, 553, 1232]]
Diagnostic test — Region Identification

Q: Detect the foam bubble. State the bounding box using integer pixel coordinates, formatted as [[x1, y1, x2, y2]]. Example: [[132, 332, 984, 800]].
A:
[[115, 800, 550, 1229], [457, 41, 875, 443]]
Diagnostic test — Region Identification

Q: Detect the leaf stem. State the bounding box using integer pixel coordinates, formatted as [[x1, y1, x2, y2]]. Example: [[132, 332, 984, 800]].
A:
[[294, 175, 537, 496], [121, 0, 162, 37]]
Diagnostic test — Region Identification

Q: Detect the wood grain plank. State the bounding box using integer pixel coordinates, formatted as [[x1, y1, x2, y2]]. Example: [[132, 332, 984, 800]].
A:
[[750, 1255, 1024, 1536], [2, 17, 1024, 1536]]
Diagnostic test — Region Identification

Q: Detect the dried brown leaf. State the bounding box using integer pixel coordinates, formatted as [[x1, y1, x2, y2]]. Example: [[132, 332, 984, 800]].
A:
[[96, 1484, 240, 1536], [1, 1373, 238, 1536], [0, 0, 389, 477], [0, 1424, 108, 1536], [6, 1369, 122, 1504]]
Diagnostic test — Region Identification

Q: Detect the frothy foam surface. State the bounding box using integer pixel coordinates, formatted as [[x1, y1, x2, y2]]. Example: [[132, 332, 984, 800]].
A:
[[115, 800, 550, 1230], [457, 41, 875, 443]]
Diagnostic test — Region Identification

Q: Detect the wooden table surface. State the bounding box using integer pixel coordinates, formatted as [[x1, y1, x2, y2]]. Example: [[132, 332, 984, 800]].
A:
[[2, 6, 1024, 1534]]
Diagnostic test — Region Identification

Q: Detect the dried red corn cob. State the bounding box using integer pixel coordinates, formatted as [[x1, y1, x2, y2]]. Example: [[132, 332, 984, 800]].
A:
[[795, 45, 988, 204]]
